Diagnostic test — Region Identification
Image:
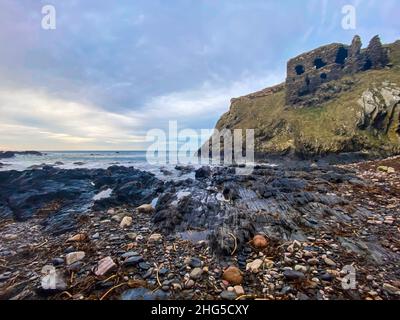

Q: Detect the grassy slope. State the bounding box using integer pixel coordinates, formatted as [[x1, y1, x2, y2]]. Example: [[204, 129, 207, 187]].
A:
[[216, 41, 400, 157]]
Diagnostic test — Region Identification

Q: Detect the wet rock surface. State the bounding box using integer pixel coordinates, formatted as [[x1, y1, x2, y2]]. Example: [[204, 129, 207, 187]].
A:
[[0, 166, 163, 234], [0, 157, 399, 300]]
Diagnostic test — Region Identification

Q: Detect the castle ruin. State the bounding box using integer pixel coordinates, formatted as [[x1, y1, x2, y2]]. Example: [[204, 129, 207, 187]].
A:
[[285, 35, 389, 105]]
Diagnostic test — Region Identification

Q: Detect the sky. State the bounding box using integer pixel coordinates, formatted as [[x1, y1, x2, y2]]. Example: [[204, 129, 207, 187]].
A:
[[0, 0, 399, 151]]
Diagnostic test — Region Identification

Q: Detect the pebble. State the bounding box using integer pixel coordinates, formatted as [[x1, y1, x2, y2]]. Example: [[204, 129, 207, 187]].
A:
[[66, 233, 87, 242], [246, 259, 264, 273], [65, 251, 85, 265], [120, 216, 133, 228], [283, 270, 305, 281], [323, 257, 336, 267], [139, 262, 151, 270], [220, 290, 237, 300], [148, 233, 163, 243], [234, 285, 245, 296], [252, 235, 268, 250], [222, 266, 243, 285], [185, 257, 203, 268], [68, 261, 83, 272], [307, 258, 319, 265], [294, 265, 307, 273], [185, 279, 195, 289], [123, 256, 143, 267], [2, 234, 18, 241], [121, 251, 140, 258], [94, 256, 116, 276], [190, 268, 203, 280], [0, 272, 12, 282], [320, 273, 334, 282], [137, 204, 155, 214], [382, 283, 400, 295], [52, 258, 64, 266], [126, 233, 137, 240]]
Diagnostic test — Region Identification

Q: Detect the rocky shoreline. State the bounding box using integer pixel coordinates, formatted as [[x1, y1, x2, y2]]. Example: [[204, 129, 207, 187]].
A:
[[0, 151, 43, 159], [0, 157, 399, 300]]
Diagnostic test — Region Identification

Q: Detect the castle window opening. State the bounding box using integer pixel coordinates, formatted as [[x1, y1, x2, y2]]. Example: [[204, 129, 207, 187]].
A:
[[335, 47, 348, 64], [314, 58, 327, 69], [295, 65, 305, 75], [320, 73, 327, 79], [363, 59, 372, 71]]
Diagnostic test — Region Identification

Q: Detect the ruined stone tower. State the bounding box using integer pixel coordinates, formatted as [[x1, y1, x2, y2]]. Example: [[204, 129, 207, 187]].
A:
[[285, 35, 389, 106]]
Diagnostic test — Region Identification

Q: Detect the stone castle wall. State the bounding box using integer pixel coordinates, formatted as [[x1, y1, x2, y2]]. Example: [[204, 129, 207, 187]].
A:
[[285, 35, 389, 106]]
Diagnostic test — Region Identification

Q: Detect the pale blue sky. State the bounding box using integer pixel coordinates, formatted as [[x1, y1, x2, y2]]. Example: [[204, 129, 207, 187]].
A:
[[0, 0, 399, 150]]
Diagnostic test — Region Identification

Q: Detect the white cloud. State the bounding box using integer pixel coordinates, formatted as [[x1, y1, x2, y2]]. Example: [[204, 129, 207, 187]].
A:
[[0, 88, 145, 150], [135, 72, 284, 122], [0, 72, 284, 150]]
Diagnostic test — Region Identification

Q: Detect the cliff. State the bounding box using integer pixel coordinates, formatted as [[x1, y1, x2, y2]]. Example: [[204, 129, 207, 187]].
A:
[[205, 36, 400, 159]]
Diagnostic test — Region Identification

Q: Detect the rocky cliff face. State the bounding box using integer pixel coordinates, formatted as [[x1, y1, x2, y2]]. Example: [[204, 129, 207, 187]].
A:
[[205, 37, 400, 159]]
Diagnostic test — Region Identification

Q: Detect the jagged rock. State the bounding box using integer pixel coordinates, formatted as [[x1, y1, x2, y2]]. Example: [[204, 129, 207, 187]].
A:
[[195, 166, 211, 179], [0, 166, 163, 234], [357, 85, 400, 132], [366, 35, 389, 69]]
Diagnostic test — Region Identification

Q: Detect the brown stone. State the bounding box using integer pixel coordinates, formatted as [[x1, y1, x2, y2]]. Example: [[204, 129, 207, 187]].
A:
[[252, 235, 268, 250], [67, 233, 87, 242], [222, 266, 243, 285]]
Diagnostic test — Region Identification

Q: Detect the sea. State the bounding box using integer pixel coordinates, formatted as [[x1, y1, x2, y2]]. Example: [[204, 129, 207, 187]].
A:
[[0, 151, 205, 179]]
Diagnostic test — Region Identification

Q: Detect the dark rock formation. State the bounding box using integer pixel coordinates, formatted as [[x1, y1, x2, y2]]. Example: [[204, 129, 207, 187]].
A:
[[0, 151, 43, 159], [0, 166, 163, 235], [286, 35, 389, 106]]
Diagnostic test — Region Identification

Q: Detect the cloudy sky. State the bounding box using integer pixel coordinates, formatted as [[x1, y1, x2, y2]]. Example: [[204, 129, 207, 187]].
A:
[[0, 0, 399, 150]]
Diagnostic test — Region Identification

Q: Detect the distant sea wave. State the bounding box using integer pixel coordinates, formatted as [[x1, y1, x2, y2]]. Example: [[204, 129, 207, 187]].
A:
[[0, 151, 202, 180]]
